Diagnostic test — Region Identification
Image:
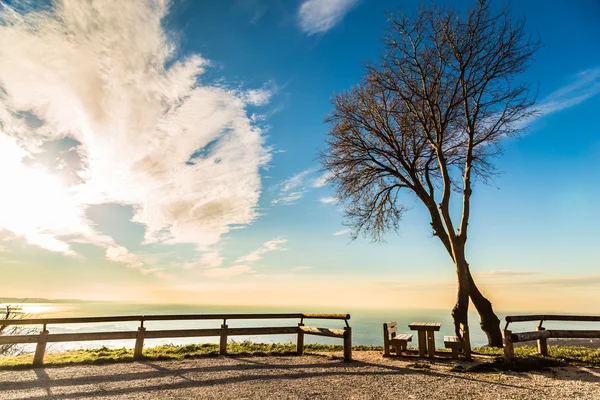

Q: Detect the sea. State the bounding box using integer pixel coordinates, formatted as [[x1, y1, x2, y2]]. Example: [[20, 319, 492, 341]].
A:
[[3, 302, 599, 353]]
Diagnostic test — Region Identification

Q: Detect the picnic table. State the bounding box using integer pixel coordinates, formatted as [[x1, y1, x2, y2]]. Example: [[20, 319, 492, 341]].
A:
[[408, 322, 441, 358]]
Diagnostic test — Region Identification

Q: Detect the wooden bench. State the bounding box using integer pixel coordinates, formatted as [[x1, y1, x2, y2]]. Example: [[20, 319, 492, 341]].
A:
[[383, 321, 412, 356], [444, 336, 463, 359], [503, 315, 600, 362]]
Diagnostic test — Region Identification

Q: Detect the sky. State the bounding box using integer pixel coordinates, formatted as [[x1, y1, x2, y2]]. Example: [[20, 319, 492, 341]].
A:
[[0, 0, 599, 312]]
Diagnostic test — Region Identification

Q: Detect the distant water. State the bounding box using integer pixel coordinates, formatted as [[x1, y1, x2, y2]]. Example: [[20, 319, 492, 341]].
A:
[[5, 302, 600, 353]]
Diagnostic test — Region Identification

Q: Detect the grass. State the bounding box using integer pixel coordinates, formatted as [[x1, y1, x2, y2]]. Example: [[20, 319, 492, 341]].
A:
[[2, 342, 598, 372], [474, 345, 600, 365], [450, 345, 600, 373], [0, 342, 383, 370]]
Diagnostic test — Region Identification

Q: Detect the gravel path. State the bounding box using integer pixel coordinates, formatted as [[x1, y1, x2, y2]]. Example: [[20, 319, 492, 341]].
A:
[[1, 351, 599, 399]]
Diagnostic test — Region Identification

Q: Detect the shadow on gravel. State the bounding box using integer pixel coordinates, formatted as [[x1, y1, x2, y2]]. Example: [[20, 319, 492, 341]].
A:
[[447, 355, 600, 383], [0, 354, 579, 399]]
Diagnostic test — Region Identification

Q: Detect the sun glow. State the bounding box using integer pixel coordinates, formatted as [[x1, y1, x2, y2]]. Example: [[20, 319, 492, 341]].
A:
[[0, 135, 90, 255], [18, 303, 63, 315]]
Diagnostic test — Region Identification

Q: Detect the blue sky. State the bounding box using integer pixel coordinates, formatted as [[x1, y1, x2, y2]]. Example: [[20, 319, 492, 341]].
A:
[[0, 0, 599, 311]]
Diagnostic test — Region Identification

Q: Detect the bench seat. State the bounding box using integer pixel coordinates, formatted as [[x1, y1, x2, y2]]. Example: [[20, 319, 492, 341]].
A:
[[383, 321, 413, 356], [390, 333, 413, 343], [299, 325, 345, 338], [444, 336, 463, 359], [388, 333, 413, 354]]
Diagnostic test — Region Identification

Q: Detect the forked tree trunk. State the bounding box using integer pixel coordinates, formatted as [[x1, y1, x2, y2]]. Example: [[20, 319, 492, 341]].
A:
[[452, 258, 472, 359], [452, 241, 502, 353], [467, 269, 503, 347]]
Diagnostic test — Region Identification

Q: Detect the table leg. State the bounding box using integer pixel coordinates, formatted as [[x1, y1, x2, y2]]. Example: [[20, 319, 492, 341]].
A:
[[417, 331, 426, 357], [427, 331, 435, 358]]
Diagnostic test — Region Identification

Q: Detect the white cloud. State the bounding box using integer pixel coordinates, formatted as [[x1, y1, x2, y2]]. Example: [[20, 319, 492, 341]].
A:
[[281, 169, 314, 192], [271, 168, 315, 205], [243, 88, 273, 106], [0, 1, 271, 268], [297, 0, 359, 35], [291, 265, 313, 271], [536, 68, 600, 116], [333, 229, 350, 236], [272, 191, 307, 205], [320, 197, 337, 204], [182, 250, 224, 269], [236, 238, 288, 263], [271, 167, 334, 205], [104, 245, 163, 275], [312, 171, 332, 188], [105, 245, 142, 268]]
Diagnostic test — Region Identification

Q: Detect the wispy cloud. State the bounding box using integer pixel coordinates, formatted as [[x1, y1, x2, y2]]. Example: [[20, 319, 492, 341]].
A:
[[297, 0, 359, 35], [312, 171, 332, 188], [0, 1, 271, 269], [523, 274, 600, 288], [535, 67, 600, 120], [271, 168, 334, 205], [333, 229, 350, 236], [182, 251, 224, 270], [232, 0, 268, 25], [320, 197, 337, 204], [271, 168, 315, 205], [236, 238, 288, 263], [281, 169, 314, 192], [271, 191, 307, 205], [470, 270, 600, 289], [474, 270, 539, 278], [241, 81, 278, 106]]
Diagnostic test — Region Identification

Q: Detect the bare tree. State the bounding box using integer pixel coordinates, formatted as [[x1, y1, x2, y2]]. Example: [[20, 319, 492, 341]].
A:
[[321, 0, 539, 352]]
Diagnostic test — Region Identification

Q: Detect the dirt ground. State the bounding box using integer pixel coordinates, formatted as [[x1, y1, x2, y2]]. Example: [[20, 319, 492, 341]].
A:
[[1, 351, 599, 400]]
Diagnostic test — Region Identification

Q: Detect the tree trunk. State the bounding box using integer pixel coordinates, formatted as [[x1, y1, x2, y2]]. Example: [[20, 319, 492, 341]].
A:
[[467, 268, 503, 347], [452, 258, 472, 359]]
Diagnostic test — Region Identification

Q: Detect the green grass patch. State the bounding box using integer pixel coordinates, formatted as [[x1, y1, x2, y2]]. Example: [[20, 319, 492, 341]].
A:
[[0, 342, 381, 370], [474, 345, 600, 365], [4, 342, 596, 372], [451, 345, 600, 373], [0, 347, 135, 369]]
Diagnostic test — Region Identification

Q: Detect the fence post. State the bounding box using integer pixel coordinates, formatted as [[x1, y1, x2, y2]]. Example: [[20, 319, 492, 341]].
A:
[[343, 326, 352, 362], [536, 326, 548, 356], [33, 329, 49, 367], [220, 323, 228, 355], [297, 323, 304, 355], [134, 326, 146, 360], [383, 323, 390, 356], [503, 329, 514, 363]]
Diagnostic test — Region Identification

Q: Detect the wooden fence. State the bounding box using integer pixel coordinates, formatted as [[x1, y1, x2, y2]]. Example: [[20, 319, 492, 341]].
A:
[[0, 313, 352, 366], [503, 315, 600, 362]]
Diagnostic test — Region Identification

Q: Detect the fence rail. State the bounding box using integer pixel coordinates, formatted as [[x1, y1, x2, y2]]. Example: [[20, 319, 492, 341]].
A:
[[502, 314, 600, 362], [0, 313, 352, 366], [504, 315, 600, 329], [0, 313, 351, 327]]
